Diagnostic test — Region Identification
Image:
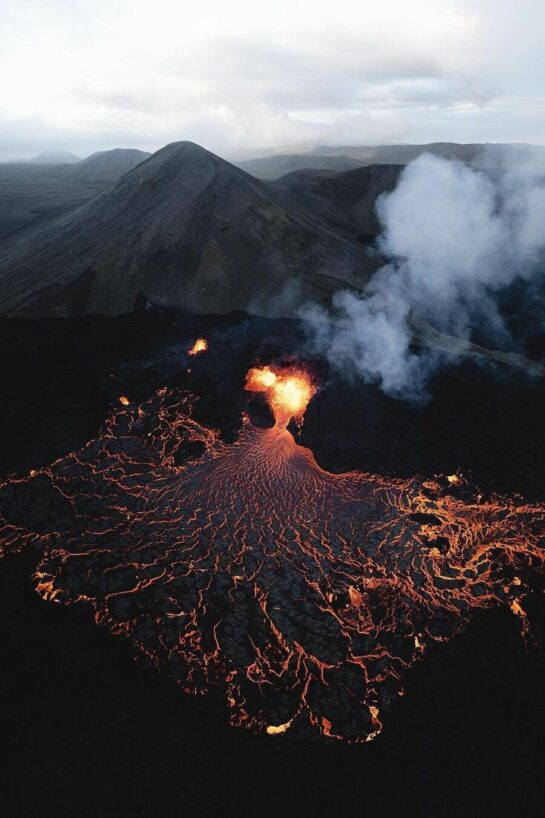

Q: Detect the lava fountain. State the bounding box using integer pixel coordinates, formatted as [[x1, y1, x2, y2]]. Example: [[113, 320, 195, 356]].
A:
[[0, 365, 545, 741], [245, 365, 316, 427], [188, 338, 208, 356]]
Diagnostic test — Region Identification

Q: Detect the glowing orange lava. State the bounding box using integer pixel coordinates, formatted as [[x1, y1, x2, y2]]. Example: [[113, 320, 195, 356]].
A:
[[266, 719, 293, 735], [188, 338, 208, 356], [1, 371, 545, 742], [245, 365, 316, 427]]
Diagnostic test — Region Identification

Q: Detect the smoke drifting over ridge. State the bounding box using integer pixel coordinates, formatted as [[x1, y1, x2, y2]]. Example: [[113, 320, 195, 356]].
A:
[[301, 149, 545, 401]]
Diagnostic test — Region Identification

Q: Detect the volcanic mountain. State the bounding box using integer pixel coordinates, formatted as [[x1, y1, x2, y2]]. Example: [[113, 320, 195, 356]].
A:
[[62, 148, 151, 183], [275, 164, 403, 242], [0, 142, 381, 318], [237, 153, 364, 180]]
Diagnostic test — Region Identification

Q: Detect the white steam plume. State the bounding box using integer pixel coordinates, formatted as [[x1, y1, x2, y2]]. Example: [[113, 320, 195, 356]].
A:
[[301, 149, 545, 401]]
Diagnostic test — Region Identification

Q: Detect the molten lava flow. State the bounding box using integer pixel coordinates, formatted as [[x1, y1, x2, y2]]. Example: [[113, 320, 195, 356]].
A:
[[188, 338, 208, 356], [245, 365, 316, 427], [1, 373, 545, 742], [266, 719, 293, 735]]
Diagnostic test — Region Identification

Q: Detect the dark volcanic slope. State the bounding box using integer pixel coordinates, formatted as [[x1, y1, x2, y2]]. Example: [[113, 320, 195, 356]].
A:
[[0, 142, 381, 318], [62, 148, 151, 183], [0, 149, 150, 240], [237, 153, 364, 180], [0, 164, 110, 239], [276, 164, 403, 241]]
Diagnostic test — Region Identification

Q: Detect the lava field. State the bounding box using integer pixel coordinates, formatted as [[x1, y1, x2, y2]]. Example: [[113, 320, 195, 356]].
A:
[[2, 358, 545, 742]]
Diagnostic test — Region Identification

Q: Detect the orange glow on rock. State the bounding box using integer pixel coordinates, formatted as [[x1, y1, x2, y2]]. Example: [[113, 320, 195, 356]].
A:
[[510, 598, 525, 617], [348, 585, 364, 607], [245, 365, 316, 427], [266, 719, 293, 735], [188, 338, 208, 356]]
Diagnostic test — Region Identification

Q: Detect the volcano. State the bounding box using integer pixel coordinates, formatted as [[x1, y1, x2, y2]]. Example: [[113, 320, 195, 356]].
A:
[[1, 358, 545, 742], [0, 142, 381, 318]]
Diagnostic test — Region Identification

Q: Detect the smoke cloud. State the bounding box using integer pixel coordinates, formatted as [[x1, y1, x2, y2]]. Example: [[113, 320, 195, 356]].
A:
[[301, 149, 545, 401]]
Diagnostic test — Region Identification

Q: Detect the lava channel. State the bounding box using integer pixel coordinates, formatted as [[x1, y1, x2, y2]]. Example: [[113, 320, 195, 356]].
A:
[[1, 365, 545, 742]]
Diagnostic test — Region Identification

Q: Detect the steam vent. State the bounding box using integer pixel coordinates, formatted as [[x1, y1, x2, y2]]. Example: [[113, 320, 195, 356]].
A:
[[1, 363, 545, 742]]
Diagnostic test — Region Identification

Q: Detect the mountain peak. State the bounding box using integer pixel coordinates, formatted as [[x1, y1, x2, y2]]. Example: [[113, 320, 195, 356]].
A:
[[133, 141, 224, 176], [119, 140, 246, 195], [158, 140, 216, 156]]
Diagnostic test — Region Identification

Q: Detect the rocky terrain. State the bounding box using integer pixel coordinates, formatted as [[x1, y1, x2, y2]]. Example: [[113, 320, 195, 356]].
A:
[[3, 140, 543, 322], [274, 164, 403, 242], [1, 307, 545, 816], [0, 142, 384, 318], [0, 164, 108, 239], [0, 148, 150, 239]]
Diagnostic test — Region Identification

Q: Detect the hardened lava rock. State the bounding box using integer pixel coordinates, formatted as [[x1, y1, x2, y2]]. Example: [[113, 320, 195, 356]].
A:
[[1, 386, 544, 741]]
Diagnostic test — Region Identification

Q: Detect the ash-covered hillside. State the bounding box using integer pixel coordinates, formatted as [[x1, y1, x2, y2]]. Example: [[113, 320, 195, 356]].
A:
[[0, 148, 150, 239], [275, 164, 403, 242], [3, 139, 541, 329], [0, 142, 385, 318]]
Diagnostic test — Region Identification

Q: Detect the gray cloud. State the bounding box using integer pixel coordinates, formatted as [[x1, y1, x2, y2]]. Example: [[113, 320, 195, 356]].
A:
[[0, 0, 544, 160]]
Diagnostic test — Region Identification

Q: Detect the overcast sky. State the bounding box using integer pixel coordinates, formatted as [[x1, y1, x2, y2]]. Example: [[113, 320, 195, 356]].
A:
[[1, 0, 544, 160]]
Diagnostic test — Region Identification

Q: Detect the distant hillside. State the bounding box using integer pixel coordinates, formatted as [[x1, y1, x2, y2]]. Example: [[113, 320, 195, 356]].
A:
[[0, 164, 110, 240], [0, 142, 381, 318], [307, 142, 545, 167], [26, 151, 81, 165], [63, 148, 151, 183], [234, 143, 543, 180], [275, 164, 403, 242], [236, 154, 364, 180], [0, 149, 150, 240]]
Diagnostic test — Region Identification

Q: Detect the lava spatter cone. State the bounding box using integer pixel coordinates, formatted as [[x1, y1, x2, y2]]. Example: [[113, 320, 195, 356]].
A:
[[245, 365, 316, 428]]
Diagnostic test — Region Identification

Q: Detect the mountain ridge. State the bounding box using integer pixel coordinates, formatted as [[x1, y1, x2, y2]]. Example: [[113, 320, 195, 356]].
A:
[[61, 148, 151, 183], [0, 141, 382, 318], [25, 150, 81, 165]]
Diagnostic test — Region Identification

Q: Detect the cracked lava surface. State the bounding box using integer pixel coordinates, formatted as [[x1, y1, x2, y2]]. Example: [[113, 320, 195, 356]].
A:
[[1, 363, 545, 742]]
